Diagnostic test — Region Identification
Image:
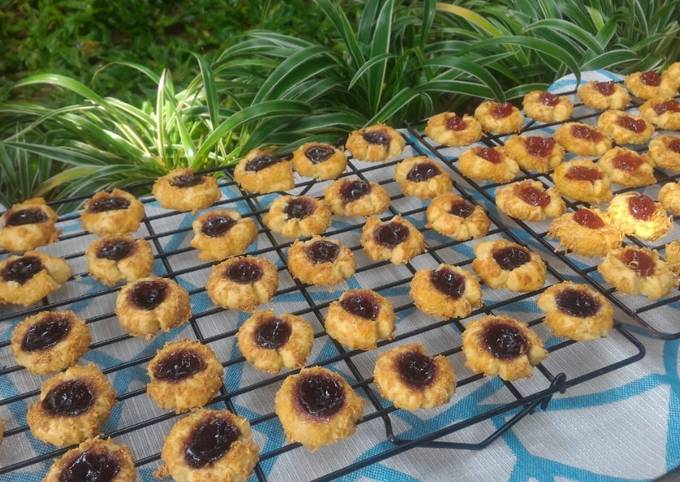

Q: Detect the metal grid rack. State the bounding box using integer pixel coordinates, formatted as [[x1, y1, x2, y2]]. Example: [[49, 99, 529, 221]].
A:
[[0, 128, 645, 481], [411, 85, 680, 340]]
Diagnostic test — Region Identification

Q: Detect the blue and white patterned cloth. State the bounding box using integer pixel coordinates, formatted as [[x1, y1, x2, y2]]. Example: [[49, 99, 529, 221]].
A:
[[0, 71, 678, 481]]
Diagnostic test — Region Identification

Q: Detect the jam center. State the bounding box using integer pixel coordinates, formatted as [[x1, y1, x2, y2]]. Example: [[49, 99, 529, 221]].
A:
[[184, 416, 240, 468], [6, 208, 48, 226], [226, 260, 263, 284], [525, 136, 555, 157], [565, 165, 602, 182], [374, 222, 409, 248], [628, 194, 656, 221], [397, 351, 436, 388], [406, 163, 440, 182], [669, 139, 680, 154], [449, 200, 475, 218], [88, 196, 130, 213], [539, 92, 560, 106], [556, 288, 600, 318], [483, 323, 528, 359], [517, 185, 551, 207], [153, 350, 205, 382], [430, 268, 466, 298], [201, 215, 236, 237], [21, 314, 71, 351], [2, 256, 43, 284], [653, 100, 680, 115], [446, 115, 467, 131], [617, 116, 646, 133], [285, 198, 314, 219], [170, 173, 204, 188], [43, 380, 94, 417], [245, 154, 282, 172], [490, 102, 514, 119], [97, 239, 134, 261], [61, 450, 120, 482], [129, 280, 168, 310], [362, 131, 390, 146], [340, 293, 380, 320], [476, 147, 502, 164], [641, 71, 661, 86], [594, 81, 615, 96], [621, 249, 655, 277], [612, 152, 643, 172], [254, 317, 291, 349], [571, 125, 603, 142], [492, 246, 530, 271], [340, 179, 370, 203], [306, 240, 340, 263], [305, 145, 335, 163], [573, 209, 605, 229], [296, 374, 345, 419]]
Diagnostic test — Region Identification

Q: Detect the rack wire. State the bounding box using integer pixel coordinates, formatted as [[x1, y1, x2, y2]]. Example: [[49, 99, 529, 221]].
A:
[[0, 125, 645, 481]]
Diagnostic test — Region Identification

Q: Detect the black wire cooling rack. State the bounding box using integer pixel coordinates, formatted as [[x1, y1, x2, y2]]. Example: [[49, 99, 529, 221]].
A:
[[0, 122, 646, 481]]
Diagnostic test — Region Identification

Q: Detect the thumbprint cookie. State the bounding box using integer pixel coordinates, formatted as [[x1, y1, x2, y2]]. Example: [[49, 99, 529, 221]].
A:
[[553, 160, 612, 204], [147, 339, 224, 413], [292, 142, 347, 180], [664, 61, 680, 88], [373, 343, 456, 411], [472, 240, 546, 292], [548, 208, 623, 257], [577, 80, 630, 110], [43, 438, 135, 482], [236, 310, 314, 373], [503, 135, 564, 173], [27, 363, 116, 446], [474, 101, 524, 134], [361, 215, 425, 264], [424, 112, 483, 147], [263, 195, 331, 238], [496, 180, 565, 221], [0, 197, 59, 252], [597, 147, 655, 187], [206, 255, 278, 311], [462, 316, 547, 381], [0, 251, 71, 306], [80, 189, 144, 236], [522, 91, 573, 123], [274, 366, 364, 450], [410, 264, 482, 319], [86, 235, 154, 286], [346, 124, 405, 162], [649, 135, 680, 171], [597, 110, 654, 145], [598, 247, 675, 299], [458, 146, 519, 183], [665, 240, 680, 276], [395, 156, 452, 199], [115, 277, 192, 339], [640, 98, 680, 130], [426, 193, 490, 241], [158, 409, 259, 482], [11, 310, 90, 375], [554, 122, 612, 156], [624, 70, 676, 100], [325, 289, 395, 350], [323, 177, 390, 217], [287, 236, 355, 286], [537, 282, 614, 341], [607, 192, 672, 240], [190, 209, 257, 261], [152, 168, 221, 213], [659, 180, 680, 215], [233, 148, 294, 194]]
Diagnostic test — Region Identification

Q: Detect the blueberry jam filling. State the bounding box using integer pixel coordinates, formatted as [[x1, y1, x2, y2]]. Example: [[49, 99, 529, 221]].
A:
[[285, 198, 314, 219], [184, 416, 240, 468], [245, 154, 282, 172], [201, 215, 236, 237], [296, 374, 345, 419], [43, 380, 94, 417], [153, 350, 205, 382], [492, 246, 530, 271], [226, 260, 263, 284], [430, 268, 466, 299], [396, 351, 436, 388], [406, 163, 440, 182], [373, 222, 409, 248], [21, 314, 71, 352], [6, 208, 47, 226], [170, 172, 204, 188], [254, 317, 292, 349], [362, 130, 390, 146], [96, 239, 134, 261], [61, 450, 120, 482], [306, 240, 340, 264], [483, 322, 528, 359], [556, 288, 600, 318], [2, 256, 43, 284], [305, 145, 335, 163], [449, 200, 475, 218], [129, 280, 168, 310], [628, 194, 656, 221], [87, 196, 130, 213], [340, 293, 380, 320], [340, 180, 370, 203]]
